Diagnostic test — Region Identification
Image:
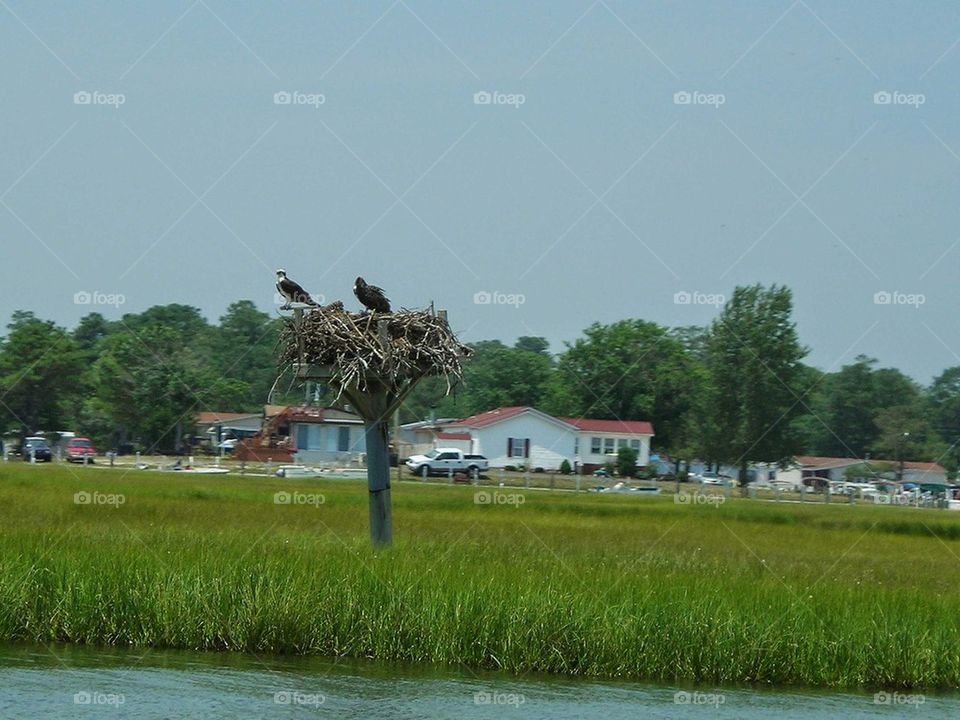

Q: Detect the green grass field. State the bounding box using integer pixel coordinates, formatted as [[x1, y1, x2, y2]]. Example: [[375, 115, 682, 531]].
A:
[[1, 462, 959, 689]]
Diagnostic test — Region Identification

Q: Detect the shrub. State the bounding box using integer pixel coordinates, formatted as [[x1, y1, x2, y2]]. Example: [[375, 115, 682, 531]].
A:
[[559, 459, 572, 475], [616, 447, 639, 478]]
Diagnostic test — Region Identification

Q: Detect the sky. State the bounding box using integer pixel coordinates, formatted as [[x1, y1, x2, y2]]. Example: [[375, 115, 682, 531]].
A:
[[2, 1, 960, 383]]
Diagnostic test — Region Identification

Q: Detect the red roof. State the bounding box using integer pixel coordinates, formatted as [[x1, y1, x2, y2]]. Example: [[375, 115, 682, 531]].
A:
[[197, 411, 260, 424], [449, 406, 529, 428], [559, 417, 654, 435], [434, 431, 471, 441], [449, 406, 654, 436]]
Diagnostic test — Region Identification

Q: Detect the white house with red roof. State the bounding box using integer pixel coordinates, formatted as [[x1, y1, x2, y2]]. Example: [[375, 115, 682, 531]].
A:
[[441, 406, 654, 472]]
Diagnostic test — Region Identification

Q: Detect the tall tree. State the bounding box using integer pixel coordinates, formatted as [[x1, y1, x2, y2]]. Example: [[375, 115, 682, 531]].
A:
[[210, 300, 282, 409], [543, 320, 702, 455], [701, 285, 807, 488], [0, 312, 84, 435], [816, 357, 920, 457]]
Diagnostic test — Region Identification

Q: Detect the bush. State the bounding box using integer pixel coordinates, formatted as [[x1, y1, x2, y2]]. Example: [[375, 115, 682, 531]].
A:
[[616, 447, 639, 478], [559, 459, 572, 475]]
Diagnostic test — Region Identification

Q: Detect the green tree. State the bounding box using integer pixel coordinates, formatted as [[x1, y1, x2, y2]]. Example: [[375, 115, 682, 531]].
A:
[[404, 339, 553, 421], [816, 357, 920, 457], [92, 323, 214, 453], [543, 320, 702, 455], [701, 285, 807, 489], [210, 300, 282, 409], [927, 366, 960, 475], [0, 312, 84, 435]]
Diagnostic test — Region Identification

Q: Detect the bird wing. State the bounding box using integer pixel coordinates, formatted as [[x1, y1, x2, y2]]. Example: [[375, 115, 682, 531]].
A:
[[280, 277, 315, 304]]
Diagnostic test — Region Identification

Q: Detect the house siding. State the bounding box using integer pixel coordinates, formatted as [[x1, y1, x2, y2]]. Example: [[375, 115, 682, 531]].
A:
[[291, 421, 366, 465], [455, 414, 575, 470]]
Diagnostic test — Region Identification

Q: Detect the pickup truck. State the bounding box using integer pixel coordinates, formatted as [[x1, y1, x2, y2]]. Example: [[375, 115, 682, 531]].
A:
[[405, 448, 489, 478]]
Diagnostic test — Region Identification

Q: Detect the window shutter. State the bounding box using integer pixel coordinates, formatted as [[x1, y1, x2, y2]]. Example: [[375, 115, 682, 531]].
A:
[[524, 438, 530, 458], [507, 438, 512, 457]]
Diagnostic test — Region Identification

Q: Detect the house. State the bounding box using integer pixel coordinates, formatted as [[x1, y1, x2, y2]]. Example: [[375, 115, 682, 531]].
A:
[[235, 405, 365, 465], [395, 418, 463, 458], [195, 411, 263, 449], [288, 406, 366, 465], [774, 455, 948, 488], [441, 406, 654, 472]]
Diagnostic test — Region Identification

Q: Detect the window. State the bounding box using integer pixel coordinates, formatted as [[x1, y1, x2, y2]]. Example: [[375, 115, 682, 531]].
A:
[[603, 438, 615, 454], [337, 426, 350, 452], [591, 437, 602, 454], [617, 438, 628, 450], [630, 439, 640, 451], [508, 438, 528, 458]]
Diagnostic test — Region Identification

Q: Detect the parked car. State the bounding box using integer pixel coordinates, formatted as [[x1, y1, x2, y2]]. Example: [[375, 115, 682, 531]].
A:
[[65, 437, 97, 463], [21, 437, 52, 462], [405, 448, 489, 477], [593, 468, 611, 477]]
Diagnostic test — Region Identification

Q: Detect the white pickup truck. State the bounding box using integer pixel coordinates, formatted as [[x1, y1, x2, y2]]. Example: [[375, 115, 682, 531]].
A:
[[405, 448, 489, 478]]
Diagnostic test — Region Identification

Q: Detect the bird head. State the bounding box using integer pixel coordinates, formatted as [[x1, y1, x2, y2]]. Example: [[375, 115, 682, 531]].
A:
[[354, 276, 365, 289], [276, 269, 286, 278]]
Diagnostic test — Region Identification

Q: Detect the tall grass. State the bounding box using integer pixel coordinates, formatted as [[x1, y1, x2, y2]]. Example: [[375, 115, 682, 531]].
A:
[[1, 463, 959, 688]]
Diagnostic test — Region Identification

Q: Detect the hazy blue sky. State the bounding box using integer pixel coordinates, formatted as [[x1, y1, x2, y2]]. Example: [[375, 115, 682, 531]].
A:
[[3, 1, 960, 381]]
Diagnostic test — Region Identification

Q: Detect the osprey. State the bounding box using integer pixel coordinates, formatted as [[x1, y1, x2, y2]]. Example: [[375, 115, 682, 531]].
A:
[[275, 269, 318, 309], [353, 276, 391, 313]]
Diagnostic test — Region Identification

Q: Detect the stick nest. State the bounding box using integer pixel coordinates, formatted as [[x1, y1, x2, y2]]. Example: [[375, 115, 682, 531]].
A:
[[279, 302, 471, 395]]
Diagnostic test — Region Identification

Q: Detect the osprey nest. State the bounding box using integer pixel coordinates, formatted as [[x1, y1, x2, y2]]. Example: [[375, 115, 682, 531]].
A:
[[279, 303, 471, 395]]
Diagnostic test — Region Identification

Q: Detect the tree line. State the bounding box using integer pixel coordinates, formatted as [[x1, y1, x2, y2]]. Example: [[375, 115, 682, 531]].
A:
[[1, 285, 957, 478]]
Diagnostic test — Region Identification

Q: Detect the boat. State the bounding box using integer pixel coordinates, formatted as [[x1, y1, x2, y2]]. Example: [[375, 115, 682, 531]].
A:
[[275, 465, 323, 478]]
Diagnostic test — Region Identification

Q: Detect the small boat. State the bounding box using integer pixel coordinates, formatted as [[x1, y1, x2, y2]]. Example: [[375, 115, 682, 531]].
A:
[[275, 465, 323, 478], [323, 468, 368, 479]]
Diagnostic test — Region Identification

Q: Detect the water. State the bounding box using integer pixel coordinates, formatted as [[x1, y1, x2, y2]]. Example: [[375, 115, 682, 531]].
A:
[[0, 643, 955, 719]]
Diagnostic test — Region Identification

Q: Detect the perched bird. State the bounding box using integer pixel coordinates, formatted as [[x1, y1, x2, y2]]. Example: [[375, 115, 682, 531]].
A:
[[275, 269, 318, 309], [353, 276, 391, 313]]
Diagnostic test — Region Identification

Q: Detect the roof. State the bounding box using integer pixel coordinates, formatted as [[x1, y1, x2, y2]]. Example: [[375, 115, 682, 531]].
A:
[[559, 417, 654, 435], [434, 431, 471, 441], [197, 412, 260, 424], [448, 406, 654, 436], [448, 406, 532, 428], [795, 456, 946, 473], [284, 406, 362, 424]]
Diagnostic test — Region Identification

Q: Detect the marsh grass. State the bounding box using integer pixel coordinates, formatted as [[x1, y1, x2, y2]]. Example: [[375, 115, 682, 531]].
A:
[[1, 463, 959, 688]]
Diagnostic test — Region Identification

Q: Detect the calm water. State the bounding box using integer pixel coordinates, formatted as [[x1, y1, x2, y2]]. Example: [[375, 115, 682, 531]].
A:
[[0, 643, 956, 719]]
